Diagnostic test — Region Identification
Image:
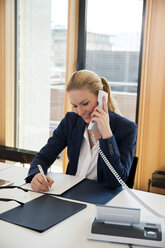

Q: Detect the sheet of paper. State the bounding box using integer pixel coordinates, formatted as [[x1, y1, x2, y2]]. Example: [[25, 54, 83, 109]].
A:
[[0, 179, 13, 187], [22, 173, 85, 195]]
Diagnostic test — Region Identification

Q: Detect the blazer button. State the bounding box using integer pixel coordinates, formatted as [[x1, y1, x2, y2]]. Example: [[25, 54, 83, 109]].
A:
[[109, 144, 114, 155], [110, 150, 114, 155]]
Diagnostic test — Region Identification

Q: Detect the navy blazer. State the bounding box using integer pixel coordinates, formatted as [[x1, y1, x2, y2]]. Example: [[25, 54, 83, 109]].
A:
[[26, 111, 137, 188]]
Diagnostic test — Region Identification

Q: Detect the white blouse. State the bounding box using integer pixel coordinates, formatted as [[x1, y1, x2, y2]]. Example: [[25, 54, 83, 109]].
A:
[[76, 127, 99, 180]]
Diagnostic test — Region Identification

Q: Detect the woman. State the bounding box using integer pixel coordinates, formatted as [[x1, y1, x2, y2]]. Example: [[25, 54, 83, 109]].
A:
[[26, 70, 137, 191]]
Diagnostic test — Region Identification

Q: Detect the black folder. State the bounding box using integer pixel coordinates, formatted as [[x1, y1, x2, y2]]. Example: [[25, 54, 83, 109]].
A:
[[60, 179, 123, 204], [0, 194, 86, 232]]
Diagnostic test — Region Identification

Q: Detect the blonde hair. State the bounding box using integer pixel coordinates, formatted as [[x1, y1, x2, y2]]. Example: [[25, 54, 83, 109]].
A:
[[66, 70, 121, 115]]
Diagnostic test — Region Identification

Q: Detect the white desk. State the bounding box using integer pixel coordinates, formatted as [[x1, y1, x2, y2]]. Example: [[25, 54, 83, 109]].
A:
[[0, 163, 165, 248], [0, 162, 13, 171]]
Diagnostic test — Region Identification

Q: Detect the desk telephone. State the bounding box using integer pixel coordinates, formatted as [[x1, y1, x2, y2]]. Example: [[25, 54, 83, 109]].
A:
[[87, 90, 165, 247]]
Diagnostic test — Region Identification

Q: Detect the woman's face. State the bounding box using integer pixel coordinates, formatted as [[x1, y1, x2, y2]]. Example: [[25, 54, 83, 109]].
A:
[[68, 88, 98, 124]]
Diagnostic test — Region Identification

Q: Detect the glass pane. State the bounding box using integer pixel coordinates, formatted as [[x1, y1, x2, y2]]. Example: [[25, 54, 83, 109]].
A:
[[86, 0, 144, 121], [16, 0, 68, 171]]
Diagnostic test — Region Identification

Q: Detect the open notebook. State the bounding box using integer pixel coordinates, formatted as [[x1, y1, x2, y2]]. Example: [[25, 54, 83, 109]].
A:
[[22, 172, 122, 205], [22, 172, 85, 195]]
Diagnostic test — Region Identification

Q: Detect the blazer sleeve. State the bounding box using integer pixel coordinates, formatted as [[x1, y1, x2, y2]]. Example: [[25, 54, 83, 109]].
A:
[[25, 115, 68, 182], [98, 118, 137, 188]]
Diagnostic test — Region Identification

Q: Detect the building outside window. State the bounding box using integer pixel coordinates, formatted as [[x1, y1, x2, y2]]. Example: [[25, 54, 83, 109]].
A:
[[16, 0, 67, 151], [85, 0, 144, 121], [16, 0, 68, 171]]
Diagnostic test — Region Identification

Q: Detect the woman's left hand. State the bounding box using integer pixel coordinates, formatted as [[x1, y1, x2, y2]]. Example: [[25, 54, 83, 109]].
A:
[[90, 96, 113, 139]]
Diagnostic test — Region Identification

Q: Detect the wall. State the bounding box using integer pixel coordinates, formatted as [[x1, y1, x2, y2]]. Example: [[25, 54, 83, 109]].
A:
[[135, 0, 165, 194]]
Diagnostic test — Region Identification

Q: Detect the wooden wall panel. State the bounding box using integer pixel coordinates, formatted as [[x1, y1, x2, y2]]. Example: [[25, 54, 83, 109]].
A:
[[135, 0, 165, 194], [0, 0, 6, 145], [5, 0, 15, 146], [0, 0, 15, 147]]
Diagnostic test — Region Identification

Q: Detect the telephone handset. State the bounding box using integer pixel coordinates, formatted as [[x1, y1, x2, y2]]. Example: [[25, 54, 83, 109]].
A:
[[88, 90, 108, 130], [91, 132, 165, 219]]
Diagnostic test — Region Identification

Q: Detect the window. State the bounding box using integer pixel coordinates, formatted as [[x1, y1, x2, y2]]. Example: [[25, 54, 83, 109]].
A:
[[15, 0, 68, 171], [15, 0, 68, 153], [85, 0, 144, 122]]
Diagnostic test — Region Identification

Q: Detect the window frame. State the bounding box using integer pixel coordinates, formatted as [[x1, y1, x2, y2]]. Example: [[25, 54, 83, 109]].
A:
[[77, 0, 146, 124], [77, 0, 87, 70]]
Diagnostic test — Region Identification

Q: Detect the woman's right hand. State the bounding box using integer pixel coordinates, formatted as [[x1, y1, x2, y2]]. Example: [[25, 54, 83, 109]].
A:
[[31, 173, 54, 191]]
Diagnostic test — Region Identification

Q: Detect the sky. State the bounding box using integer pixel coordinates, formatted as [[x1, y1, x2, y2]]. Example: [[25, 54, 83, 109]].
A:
[[51, 0, 143, 34]]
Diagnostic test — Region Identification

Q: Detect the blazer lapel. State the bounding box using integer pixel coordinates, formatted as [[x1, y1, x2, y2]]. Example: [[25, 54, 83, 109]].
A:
[[67, 117, 86, 175], [109, 110, 116, 133]]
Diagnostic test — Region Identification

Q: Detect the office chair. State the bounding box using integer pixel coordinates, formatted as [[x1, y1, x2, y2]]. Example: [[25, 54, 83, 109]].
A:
[[126, 156, 138, 189]]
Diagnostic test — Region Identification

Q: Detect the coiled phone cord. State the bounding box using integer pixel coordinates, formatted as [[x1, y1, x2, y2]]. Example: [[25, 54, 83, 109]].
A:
[[91, 132, 165, 220]]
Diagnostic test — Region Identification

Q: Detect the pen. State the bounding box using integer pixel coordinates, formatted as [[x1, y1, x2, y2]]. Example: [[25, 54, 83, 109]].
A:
[[38, 164, 49, 186]]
